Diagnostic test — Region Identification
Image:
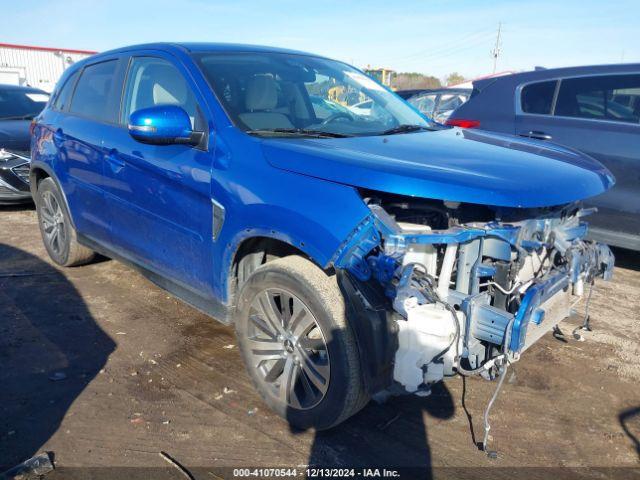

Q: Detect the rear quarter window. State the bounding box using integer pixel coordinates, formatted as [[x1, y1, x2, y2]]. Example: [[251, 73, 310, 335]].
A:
[[521, 80, 557, 114], [52, 70, 79, 111], [69, 60, 118, 123]]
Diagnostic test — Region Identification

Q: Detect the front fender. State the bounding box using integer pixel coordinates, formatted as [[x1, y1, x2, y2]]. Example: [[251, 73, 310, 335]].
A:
[[213, 184, 371, 303]]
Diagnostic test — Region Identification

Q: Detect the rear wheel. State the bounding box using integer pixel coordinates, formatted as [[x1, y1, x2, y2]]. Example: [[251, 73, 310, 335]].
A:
[[35, 177, 95, 267], [234, 256, 368, 430]]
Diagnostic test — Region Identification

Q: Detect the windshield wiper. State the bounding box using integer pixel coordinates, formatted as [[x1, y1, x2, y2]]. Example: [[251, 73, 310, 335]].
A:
[[380, 124, 437, 135], [247, 128, 352, 138]]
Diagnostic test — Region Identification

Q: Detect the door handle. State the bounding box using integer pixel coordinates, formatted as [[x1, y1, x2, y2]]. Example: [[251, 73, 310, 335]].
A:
[[519, 131, 552, 141], [106, 150, 126, 173]]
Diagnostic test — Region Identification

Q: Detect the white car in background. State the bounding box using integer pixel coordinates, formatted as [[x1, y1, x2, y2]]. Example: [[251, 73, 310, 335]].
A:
[[397, 88, 471, 123], [348, 99, 374, 116]]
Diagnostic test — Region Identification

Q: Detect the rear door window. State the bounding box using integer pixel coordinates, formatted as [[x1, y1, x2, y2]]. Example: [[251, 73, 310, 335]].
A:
[[555, 74, 640, 123], [521, 80, 556, 114], [69, 60, 118, 122]]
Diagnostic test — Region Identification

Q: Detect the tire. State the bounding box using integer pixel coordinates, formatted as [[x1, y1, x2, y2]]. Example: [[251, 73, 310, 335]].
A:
[[35, 177, 95, 267], [234, 255, 368, 430]]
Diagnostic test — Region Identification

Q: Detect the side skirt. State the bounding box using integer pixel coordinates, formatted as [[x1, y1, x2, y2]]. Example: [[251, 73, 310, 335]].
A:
[[78, 234, 231, 324]]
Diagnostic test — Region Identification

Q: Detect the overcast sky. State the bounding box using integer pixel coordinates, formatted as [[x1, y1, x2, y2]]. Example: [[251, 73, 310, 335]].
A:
[[5, 0, 639, 80]]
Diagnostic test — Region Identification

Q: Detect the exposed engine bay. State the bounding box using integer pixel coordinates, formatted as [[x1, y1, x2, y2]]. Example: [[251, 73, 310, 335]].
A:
[[334, 191, 615, 398]]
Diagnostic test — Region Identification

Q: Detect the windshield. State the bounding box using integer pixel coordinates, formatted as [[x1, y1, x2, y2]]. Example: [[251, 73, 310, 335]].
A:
[[193, 52, 432, 137], [0, 89, 49, 120]]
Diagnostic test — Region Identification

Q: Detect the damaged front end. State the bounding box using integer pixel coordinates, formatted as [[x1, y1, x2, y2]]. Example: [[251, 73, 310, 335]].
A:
[[333, 192, 614, 396]]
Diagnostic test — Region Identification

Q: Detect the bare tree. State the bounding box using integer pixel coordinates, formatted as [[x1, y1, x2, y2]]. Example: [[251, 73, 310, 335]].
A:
[[392, 73, 442, 90], [445, 72, 465, 86]]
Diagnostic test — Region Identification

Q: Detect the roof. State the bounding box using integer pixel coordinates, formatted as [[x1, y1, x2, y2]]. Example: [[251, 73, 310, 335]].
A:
[[449, 70, 515, 89], [515, 62, 640, 78], [180, 42, 320, 56], [97, 42, 323, 58], [474, 63, 640, 89], [62, 42, 342, 81]]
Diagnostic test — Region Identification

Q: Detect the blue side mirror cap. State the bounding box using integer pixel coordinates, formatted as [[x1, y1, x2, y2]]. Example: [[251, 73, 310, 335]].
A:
[[128, 105, 197, 145]]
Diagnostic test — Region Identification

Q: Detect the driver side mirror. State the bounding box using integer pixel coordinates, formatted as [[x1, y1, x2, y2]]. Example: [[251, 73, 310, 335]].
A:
[[128, 105, 202, 146]]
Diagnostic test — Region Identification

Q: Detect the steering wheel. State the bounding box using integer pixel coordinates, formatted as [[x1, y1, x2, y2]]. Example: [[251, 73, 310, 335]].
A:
[[320, 112, 354, 126]]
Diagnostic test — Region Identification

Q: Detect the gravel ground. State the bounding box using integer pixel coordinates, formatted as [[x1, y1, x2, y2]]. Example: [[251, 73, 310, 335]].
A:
[[1, 205, 638, 479]]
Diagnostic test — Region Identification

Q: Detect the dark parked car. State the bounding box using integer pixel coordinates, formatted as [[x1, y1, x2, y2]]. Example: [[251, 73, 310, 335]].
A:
[[0, 150, 31, 204], [447, 64, 640, 251], [0, 84, 49, 203], [31, 43, 613, 434], [397, 88, 471, 123]]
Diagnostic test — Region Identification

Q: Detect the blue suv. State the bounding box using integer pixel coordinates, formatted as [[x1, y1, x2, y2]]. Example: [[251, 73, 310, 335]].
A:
[[31, 43, 615, 433]]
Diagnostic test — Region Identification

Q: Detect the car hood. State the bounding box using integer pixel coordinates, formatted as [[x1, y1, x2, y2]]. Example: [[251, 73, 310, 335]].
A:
[[0, 120, 31, 151], [261, 128, 614, 208]]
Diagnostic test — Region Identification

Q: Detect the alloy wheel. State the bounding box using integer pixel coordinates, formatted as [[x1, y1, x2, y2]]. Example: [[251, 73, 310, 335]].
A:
[[246, 288, 330, 410], [40, 190, 67, 258]]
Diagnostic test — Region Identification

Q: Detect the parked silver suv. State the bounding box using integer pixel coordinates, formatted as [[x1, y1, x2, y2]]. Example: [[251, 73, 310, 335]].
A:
[[447, 64, 640, 251]]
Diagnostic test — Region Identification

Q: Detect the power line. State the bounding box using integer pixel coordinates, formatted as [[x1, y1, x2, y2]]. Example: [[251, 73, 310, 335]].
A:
[[398, 35, 495, 70], [392, 28, 495, 63], [420, 32, 495, 61]]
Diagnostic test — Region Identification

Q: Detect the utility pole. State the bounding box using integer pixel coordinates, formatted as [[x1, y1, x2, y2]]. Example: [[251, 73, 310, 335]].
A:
[[491, 22, 502, 73]]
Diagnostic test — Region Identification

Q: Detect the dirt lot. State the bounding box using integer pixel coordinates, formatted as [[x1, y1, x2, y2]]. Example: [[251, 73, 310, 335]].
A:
[[1, 205, 639, 479]]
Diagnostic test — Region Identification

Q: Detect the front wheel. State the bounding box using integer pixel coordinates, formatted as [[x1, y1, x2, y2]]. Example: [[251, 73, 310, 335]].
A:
[[234, 256, 368, 430]]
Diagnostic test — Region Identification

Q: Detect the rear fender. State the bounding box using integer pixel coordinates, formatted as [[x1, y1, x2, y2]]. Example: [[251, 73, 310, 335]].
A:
[[29, 161, 77, 229]]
